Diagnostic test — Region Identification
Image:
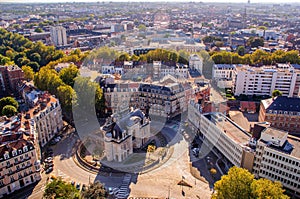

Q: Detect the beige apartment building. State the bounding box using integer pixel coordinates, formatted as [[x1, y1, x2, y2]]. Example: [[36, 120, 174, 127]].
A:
[[0, 116, 41, 198], [20, 83, 63, 148], [103, 77, 210, 118]]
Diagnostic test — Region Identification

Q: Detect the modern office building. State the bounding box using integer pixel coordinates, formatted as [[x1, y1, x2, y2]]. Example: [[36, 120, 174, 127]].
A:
[[259, 96, 300, 135], [0, 116, 41, 198], [50, 26, 67, 46], [188, 102, 300, 196], [234, 64, 300, 97]]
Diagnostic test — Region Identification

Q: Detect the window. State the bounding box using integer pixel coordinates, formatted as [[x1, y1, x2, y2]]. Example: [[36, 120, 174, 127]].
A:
[[4, 153, 9, 160], [12, 150, 17, 157]]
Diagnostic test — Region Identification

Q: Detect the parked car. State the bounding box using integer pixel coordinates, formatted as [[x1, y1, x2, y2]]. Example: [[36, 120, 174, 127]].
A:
[[81, 184, 87, 191], [71, 181, 75, 186], [76, 183, 81, 190], [45, 167, 53, 174], [45, 157, 53, 163]]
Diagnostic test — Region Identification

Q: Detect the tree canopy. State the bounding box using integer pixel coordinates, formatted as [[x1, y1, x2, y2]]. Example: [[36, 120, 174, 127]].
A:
[[2, 105, 17, 117], [43, 178, 80, 199], [212, 166, 289, 199], [22, 65, 35, 81], [0, 97, 18, 115], [272, 90, 283, 98], [81, 181, 107, 199]]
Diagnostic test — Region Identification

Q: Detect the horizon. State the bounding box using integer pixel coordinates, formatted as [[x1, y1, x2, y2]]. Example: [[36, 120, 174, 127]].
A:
[[1, 0, 300, 4]]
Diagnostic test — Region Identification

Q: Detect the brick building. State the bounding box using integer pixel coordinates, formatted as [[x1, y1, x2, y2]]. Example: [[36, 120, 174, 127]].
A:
[[259, 96, 300, 136], [0, 65, 25, 96]]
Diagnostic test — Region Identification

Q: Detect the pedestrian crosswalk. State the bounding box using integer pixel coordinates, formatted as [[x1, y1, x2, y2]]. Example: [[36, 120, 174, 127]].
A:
[[115, 174, 131, 199]]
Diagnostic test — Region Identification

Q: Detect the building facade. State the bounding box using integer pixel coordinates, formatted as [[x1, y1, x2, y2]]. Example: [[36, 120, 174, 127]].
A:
[[101, 109, 150, 162], [50, 26, 67, 47], [189, 54, 203, 75], [212, 64, 236, 89], [0, 65, 24, 95], [20, 83, 63, 148], [234, 64, 300, 97], [0, 116, 41, 198], [259, 96, 300, 136], [188, 102, 300, 196]]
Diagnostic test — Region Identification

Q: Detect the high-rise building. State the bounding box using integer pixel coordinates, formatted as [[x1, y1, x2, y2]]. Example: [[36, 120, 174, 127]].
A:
[[234, 64, 300, 97], [50, 26, 67, 47]]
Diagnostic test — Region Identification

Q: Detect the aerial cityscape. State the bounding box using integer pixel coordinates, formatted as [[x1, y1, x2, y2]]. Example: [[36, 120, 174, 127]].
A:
[[0, 1, 300, 199]]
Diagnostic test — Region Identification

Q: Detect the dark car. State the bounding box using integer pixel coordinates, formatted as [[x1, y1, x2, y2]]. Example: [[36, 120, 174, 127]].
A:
[[81, 184, 87, 191], [45, 167, 53, 174]]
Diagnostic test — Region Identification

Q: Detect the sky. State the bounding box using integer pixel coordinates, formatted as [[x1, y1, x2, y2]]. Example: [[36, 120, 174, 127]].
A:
[[0, 0, 299, 3]]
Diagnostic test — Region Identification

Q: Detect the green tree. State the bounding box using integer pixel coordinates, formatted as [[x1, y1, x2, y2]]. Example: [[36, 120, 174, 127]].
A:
[[57, 85, 76, 112], [44, 178, 79, 199], [0, 97, 18, 112], [138, 24, 146, 31], [2, 105, 17, 117], [59, 64, 79, 87], [251, 179, 289, 199], [272, 89, 282, 98], [81, 181, 107, 199], [212, 166, 254, 199], [247, 37, 264, 48], [237, 46, 245, 56], [212, 167, 288, 199], [22, 65, 35, 81], [34, 27, 43, 33]]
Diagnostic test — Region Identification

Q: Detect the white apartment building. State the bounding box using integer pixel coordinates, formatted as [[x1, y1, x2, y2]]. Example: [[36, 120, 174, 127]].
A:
[[212, 64, 237, 89], [189, 54, 203, 74], [188, 102, 300, 196], [253, 128, 300, 195], [50, 26, 67, 46], [234, 64, 300, 97], [101, 65, 115, 74]]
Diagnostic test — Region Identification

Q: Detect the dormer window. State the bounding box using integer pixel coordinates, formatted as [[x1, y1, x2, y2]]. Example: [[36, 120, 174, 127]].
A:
[[4, 153, 9, 160], [23, 146, 28, 152], [12, 150, 17, 157]]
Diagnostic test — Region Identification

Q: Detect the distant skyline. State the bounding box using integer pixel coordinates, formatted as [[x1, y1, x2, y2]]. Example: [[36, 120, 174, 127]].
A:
[[0, 0, 299, 3]]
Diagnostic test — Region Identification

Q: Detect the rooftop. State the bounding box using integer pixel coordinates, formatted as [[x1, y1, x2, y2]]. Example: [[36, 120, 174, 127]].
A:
[[264, 96, 300, 112], [205, 112, 251, 145]]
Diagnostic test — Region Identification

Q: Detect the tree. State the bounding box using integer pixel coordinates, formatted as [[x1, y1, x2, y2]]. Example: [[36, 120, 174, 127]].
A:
[[59, 64, 79, 87], [44, 178, 79, 199], [237, 46, 245, 56], [57, 85, 76, 112], [22, 65, 35, 81], [0, 97, 18, 112], [2, 105, 17, 117], [212, 166, 254, 199], [247, 37, 264, 48], [81, 181, 107, 199], [34, 27, 43, 33], [272, 90, 282, 98], [138, 24, 146, 31], [251, 179, 289, 199], [212, 167, 288, 199]]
